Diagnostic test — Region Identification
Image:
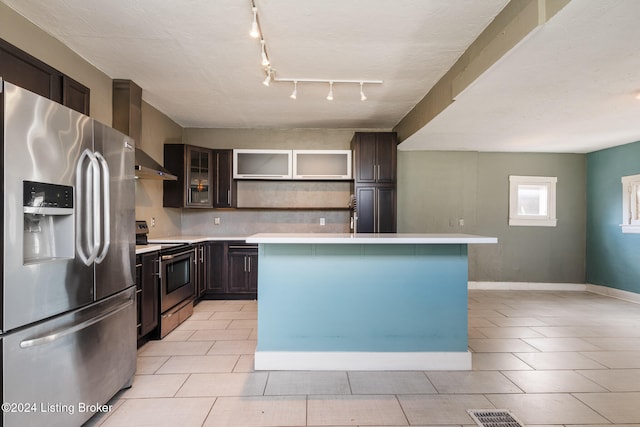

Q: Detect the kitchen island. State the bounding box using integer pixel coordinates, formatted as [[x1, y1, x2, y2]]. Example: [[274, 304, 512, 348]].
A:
[[246, 233, 497, 371]]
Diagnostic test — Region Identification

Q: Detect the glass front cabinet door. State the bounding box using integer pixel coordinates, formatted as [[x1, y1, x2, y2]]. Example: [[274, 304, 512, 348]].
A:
[[187, 146, 213, 207]]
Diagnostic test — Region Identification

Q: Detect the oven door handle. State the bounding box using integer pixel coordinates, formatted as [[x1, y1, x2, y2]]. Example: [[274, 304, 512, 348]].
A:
[[161, 249, 194, 261]]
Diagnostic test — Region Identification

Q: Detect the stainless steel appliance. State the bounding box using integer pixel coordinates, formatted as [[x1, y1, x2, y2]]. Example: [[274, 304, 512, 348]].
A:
[[135, 221, 194, 338], [1, 79, 136, 427]]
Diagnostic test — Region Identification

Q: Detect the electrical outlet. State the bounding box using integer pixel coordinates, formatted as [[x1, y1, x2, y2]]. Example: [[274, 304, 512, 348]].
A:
[[458, 218, 465, 226], [319, 217, 326, 226], [151, 217, 156, 227], [214, 217, 221, 225]]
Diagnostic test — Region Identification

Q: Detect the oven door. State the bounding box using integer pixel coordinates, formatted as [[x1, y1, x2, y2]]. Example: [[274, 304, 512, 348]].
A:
[[159, 248, 195, 313]]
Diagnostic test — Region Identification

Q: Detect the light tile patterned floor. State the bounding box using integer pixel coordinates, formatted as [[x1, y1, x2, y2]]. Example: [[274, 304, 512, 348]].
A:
[[89, 290, 640, 426]]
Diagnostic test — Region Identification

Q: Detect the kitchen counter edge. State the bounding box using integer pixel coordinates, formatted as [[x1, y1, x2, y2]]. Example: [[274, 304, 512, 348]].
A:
[[245, 233, 498, 244]]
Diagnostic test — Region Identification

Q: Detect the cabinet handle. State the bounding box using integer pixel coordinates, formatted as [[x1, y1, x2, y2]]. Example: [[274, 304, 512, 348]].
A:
[[244, 255, 247, 272], [227, 190, 231, 204], [248, 256, 252, 273]]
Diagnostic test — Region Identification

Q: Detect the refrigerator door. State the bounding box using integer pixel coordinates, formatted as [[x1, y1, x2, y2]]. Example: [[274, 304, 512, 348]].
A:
[[2, 81, 94, 332], [92, 120, 136, 300], [2, 286, 136, 427]]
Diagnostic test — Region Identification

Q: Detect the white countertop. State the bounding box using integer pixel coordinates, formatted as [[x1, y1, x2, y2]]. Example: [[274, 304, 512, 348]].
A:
[[245, 233, 498, 244], [147, 235, 251, 244], [135, 244, 163, 255]]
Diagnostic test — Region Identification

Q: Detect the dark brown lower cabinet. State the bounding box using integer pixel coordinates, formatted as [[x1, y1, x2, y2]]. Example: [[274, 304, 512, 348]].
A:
[[194, 243, 208, 299], [355, 185, 396, 233], [227, 244, 258, 295], [136, 252, 159, 344], [205, 241, 257, 299]]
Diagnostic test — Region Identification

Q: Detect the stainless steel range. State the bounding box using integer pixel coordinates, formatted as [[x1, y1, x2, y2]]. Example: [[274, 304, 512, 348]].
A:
[[136, 221, 194, 337]]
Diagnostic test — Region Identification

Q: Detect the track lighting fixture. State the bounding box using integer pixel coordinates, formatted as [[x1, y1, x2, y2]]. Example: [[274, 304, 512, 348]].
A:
[[250, 6, 260, 38], [326, 81, 334, 101], [249, 3, 382, 99]]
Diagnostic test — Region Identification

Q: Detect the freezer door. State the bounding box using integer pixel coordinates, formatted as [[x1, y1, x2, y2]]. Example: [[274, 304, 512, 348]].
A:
[[92, 120, 135, 300], [2, 287, 136, 427], [2, 82, 94, 331]]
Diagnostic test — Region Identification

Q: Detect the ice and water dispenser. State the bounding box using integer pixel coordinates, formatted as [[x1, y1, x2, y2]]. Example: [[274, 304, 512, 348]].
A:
[[23, 181, 74, 264]]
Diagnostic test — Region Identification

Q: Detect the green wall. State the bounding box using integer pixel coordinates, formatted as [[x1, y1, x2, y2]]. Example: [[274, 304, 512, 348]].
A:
[[586, 141, 640, 293], [398, 151, 586, 283]]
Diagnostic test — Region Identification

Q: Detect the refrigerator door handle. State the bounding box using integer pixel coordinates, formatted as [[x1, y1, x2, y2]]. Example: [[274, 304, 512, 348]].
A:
[[75, 149, 101, 265], [19, 298, 133, 348], [95, 151, 110, 264]]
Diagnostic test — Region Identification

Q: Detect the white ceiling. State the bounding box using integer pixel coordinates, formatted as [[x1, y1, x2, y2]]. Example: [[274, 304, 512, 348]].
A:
[[400, 0, 640, 153], [3, 0, 640, 153]]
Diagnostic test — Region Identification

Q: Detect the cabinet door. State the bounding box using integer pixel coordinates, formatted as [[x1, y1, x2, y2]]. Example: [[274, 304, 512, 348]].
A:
[[355, 186, 376, 233], [375, 133, 397, 183], [62, 75, 90, 115], [0, 39, 62, 103], [214, 149, 236, 208], [207, 242, 226, 293], [246, 254, 258, 293], [140, 252, 159, 337], [353, 133, 378, 183], [355, 185, 396, 233], [377, 186, 397, 233], [187, 146, 214, 207], [228, 252, 250, 293]]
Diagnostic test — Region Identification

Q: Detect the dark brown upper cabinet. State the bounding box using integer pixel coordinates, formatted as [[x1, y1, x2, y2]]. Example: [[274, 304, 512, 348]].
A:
[[0, 38, 90, 115], [352, 132, 397, 184], [164, 144, 214, 208]]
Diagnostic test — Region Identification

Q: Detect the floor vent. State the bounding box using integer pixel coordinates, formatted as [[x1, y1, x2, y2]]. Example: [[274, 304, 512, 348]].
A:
[[468, 409, 525, 427]]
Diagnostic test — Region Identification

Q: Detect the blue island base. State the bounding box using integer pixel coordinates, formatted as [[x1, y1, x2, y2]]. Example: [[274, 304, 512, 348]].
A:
[[255, 243, 472, 371]]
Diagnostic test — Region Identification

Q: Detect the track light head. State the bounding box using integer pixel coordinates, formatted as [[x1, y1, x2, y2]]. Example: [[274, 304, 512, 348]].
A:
[[290, 81, 297, 99], [326, 81, 334, 101], [263, 71, 271, 87], [360, 82, 367, 101], [250, 7, 260, 38]]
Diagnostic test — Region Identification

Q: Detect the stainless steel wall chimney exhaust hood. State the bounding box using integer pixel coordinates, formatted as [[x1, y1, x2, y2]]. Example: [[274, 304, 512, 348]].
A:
[[135, 148, 177, 181]]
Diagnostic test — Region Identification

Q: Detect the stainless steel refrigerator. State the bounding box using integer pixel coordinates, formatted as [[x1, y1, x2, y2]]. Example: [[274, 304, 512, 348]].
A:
[[1, 79, 137, 426]]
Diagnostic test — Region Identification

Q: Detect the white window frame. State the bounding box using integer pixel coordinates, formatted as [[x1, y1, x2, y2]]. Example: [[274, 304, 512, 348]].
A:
[[621, 173, 640, 234], [509, 175, 557, 227]]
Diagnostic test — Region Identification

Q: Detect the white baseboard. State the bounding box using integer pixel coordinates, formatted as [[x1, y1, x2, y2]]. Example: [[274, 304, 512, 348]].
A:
[[586, 283, 640, 304], [254, 351, 472, 371], [469, 281, 587, 291], [469, 281, 640, 304]]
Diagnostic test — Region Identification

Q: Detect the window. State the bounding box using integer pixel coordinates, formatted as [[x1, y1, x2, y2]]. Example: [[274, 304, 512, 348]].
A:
[[509, 175, 557, 227], [621, 174, 640, 234]]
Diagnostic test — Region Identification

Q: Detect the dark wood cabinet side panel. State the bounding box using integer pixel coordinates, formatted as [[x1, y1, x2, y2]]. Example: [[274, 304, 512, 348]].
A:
[[163, 144, 187, 207]]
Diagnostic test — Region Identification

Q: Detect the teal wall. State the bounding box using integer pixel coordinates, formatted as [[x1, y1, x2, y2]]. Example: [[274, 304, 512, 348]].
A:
[[397, 151, 586, 283], [586, 141, 640, 293]]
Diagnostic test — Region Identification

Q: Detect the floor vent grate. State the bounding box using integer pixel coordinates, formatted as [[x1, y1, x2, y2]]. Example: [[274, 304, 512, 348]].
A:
[[468, 409, 525, 427]]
